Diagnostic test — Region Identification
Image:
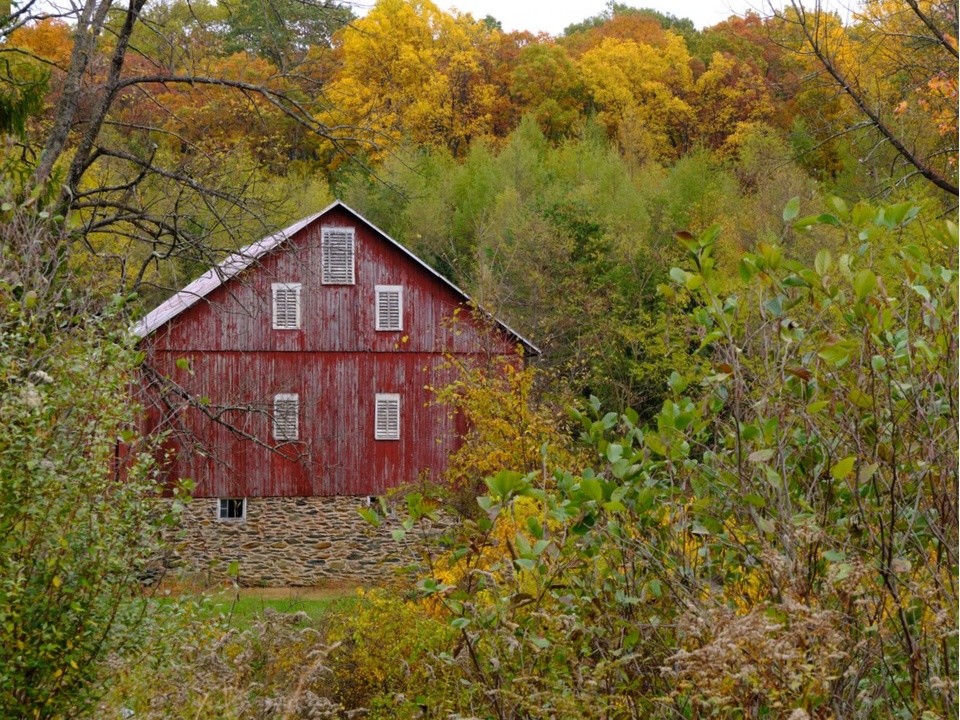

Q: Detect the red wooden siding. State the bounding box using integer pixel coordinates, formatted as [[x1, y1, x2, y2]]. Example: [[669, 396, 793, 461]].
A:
[[139, 203, 520, 498]]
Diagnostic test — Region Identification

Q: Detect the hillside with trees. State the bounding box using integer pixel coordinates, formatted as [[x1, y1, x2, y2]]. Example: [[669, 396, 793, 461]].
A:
[[0, 0, 956, 717]]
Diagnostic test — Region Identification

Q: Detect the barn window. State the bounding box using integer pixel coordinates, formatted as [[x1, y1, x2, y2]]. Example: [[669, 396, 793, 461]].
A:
[[272, 283, 301, 329], [321, 226, 355, 284], [218, 498, 246, 521], [273, 393, 299, 441], [375, 285, 403, 331], [375, 393, 400, 440]]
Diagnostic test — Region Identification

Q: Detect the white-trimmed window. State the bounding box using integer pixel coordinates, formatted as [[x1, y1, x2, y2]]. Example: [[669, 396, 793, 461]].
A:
[[273, 393, 299, 441], [218, 498, 246, 521], [321, 226, 355, 284], [375, 393, 400, 440], [272, 282, 301, 329], [375, 285, 403, 331]]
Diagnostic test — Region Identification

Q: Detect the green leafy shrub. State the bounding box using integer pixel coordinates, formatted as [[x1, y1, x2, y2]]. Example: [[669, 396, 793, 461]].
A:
[[0, 207, 167, 718], [324, 588, 457, 718], [392, 198, 958, 719]]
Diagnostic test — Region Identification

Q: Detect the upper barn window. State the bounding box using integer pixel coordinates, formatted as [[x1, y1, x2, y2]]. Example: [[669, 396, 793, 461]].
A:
[[272, 282, 301, 329], [321, 226, 355, 285], [375, 285, 403, 331]]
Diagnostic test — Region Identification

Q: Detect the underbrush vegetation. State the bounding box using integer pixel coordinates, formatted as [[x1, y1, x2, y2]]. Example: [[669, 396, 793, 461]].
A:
[[98, 588, 451, 719], [356, 198, 958, 719], [86, 198, 959, 719]]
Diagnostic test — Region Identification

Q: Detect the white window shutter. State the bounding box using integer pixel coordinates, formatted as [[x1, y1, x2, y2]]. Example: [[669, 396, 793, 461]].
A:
[[273, 393, 299, 441], [375, 285, 403, 331], [272, 283, 301, 329], [322, 227, 355, 284], [375, 394, 400, 440]]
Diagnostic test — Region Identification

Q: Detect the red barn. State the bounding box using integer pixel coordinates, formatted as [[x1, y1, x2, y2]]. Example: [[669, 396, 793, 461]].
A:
[[135, 200, 536, 585]]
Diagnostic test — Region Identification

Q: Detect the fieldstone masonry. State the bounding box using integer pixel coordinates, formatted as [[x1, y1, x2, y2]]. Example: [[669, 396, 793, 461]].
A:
[[169, 496, 431, 586]]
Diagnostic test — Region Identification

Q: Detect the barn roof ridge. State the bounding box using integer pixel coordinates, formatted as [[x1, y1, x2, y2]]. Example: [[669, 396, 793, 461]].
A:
[[131, 199, 540, 355]]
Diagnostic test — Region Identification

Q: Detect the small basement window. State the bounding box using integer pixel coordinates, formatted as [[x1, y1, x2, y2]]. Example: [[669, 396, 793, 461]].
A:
[[375, 393, 400, 440], [375, 285, 403, 331], [273, 393, 299, 441], [272, 282, 302, 330], [321, 226, 355, 285], [218, 498, 246, 521]]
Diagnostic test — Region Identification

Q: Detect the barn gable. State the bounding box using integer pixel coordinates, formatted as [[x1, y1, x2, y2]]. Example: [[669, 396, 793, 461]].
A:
[[134, 200, 536, 355]]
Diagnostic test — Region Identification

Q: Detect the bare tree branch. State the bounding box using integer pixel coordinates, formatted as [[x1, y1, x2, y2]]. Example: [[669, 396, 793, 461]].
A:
[[786, 0, 958, 196]]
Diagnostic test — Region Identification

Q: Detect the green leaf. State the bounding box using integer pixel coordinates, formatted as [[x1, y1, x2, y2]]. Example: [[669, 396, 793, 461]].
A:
[[580, 477, 603, 502], [782, 196, 800, 222], [668, 371, 688, 393], [743, 493, 766, 508], [762, 296, 784, 318], [828, 196, 848, 217], [858, 463, 880, 483], [853, 269, 877, 300], [818, 343, 853, 368], [814, 249, 833, 276], [748, 448, 775, 463], [756, 516, 776, 536], [830, 456, 856, 481], [832, 563, 852, 582], [606, 443, 623, 463], [645, 579, 662, 598], [484, 470, 527, 501], [358, 507, 380, 528]]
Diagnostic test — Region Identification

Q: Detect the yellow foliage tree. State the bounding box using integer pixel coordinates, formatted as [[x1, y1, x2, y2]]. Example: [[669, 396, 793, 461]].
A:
[[691, 52, 775, 150], [320, 0, 499, 159], [430, 351, 585, 506], [577, 35, 693, 163]]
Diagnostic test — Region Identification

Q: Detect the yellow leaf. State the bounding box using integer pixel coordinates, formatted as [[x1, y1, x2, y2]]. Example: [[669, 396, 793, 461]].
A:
[[830, 456, 856, 481]]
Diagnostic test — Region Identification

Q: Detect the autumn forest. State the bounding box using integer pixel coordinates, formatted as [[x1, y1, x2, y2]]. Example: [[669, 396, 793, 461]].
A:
[[0, 0, 958, 718]]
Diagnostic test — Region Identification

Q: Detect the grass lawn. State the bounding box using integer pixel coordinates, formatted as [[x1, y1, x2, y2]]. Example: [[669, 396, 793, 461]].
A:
[[152, 582, 361, 628]]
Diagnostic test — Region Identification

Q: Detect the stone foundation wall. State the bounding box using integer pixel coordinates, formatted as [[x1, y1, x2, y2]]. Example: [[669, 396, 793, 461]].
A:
[[167, 496, 434, 586]]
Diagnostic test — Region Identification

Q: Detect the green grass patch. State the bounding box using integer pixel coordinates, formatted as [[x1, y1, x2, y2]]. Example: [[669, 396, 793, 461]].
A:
[[205, 592, 356, 627], [152, 585, 360, 629]]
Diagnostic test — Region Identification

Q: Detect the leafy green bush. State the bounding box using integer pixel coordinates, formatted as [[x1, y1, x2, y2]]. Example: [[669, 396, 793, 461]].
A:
[[324, 588, 457, 718], [393, 198, 958, 719], [0, 207, 167, 718]]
